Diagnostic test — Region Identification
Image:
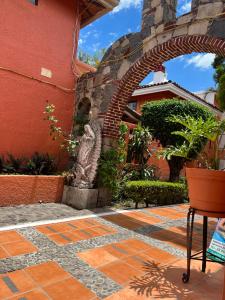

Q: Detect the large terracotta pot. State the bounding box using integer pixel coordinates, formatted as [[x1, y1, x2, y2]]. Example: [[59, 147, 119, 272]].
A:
[[186, 168, 225, 213]]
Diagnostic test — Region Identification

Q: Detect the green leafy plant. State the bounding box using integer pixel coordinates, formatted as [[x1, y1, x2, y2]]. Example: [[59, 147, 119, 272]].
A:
[[0, 153, 57, 175], [141, 99, 213, 181], [3, 154, 25, 174], [127, 124, 152, 179], [123, 163, 160, 181], [98, 122, 128, 199], [44, 102, 79, 157], [25, 152, 56, 175], [212, 55, 225, 110], [161, 114, 225, 170], [124, 180, 187, 208], [78, 48, 106, 68]]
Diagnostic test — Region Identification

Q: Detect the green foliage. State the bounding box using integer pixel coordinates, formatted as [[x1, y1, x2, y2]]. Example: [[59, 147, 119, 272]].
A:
[[161, 114, 225, 170], [3, 154, 25, 174], [141, 99, 212, 147], [98, 123, 128, 197], [98, 148, 121, 192], [78, 49, 106, 68], [218, 74, 225, 111], [44, 102, 79, 157], [127, 124, 152, 177], [0, 153, 57, 175], [122, 164, 160, 181], [124, 181, 187, 208], [25, 152, 56, 175], [212, 55, 225, 111], [141, 99, 213, 181]]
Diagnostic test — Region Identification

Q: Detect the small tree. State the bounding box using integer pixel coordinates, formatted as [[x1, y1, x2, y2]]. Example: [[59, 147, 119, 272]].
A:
[[127, 124, 152, 179], [212, 55, 225, 110], [141, 99, 213, 181], [43, 102, 79, 157], [161, 114, 225, 170]]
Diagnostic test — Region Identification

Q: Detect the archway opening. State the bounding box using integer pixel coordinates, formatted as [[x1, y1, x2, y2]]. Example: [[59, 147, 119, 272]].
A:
[[103, 35, 225, 138]]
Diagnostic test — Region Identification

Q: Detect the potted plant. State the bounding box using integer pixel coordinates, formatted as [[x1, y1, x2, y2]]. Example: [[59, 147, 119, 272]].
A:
[[161, 114, 225, 213]]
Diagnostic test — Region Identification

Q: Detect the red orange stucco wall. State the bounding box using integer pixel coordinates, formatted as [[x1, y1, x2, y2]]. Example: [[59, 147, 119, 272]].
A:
[[0, 0, 80, 167], [130, 91, 177, 114], [0, 175, 64, 206]]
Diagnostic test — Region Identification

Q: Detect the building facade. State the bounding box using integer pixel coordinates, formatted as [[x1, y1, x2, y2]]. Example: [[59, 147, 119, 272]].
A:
[[124, 68, 222, 179], [0, 0, 117, 167]]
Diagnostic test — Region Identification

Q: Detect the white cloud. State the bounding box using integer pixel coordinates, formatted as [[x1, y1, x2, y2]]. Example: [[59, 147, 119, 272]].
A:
[[186, 53, 216, 70], [112, 0, 142, 13], [181, 1, 191, 13], [78, 39, 84, 45]]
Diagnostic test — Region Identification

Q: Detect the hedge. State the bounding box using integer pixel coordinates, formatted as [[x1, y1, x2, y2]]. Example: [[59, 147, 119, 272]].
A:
[[124, 180, 187, 208]]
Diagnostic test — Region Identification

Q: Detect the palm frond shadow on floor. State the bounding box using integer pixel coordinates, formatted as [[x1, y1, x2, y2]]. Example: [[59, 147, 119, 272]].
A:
[[128, 260, 214, 299]]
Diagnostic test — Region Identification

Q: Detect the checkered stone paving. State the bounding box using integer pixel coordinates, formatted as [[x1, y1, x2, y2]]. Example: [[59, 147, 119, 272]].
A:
[[0, 204, 223, 299]]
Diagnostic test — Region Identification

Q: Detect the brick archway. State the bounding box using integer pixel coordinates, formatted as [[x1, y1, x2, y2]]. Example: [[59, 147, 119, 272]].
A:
[[103, 34, 225, 138]]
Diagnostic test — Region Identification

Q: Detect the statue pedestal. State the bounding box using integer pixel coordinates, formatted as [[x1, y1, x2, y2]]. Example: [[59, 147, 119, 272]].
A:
[[62, 186, 98, 210]]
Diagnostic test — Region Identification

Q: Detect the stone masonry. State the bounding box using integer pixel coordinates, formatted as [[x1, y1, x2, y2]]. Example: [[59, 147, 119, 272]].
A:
[[76, 0, 225, 146]]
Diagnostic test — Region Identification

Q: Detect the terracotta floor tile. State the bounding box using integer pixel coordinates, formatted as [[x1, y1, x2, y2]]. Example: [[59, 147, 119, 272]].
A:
[[36, 223, 71, 235], [0, 231, 24, 245], [0, 277, 15, 299], [104, 242, 137, 259], [25, 262, 70, 286], [8, 289, 50, 300], [105, 286, 153, 300], [169, 226, 187, 237], [43, 277, 96, 300], [91, 225, 117, 236], [0, 269, 36, 299], [73, 228, 98, 240], [35, 225, 55, 235], [121, 239, 152, 253], [122, 253, 155, 271], [69, 218, 100, 229], [47, 232, 80, 245], [46, 222, 73, 233], [150, 230, 177, 242], [78, 247, 118, 268], [125, 260, 204, 299], [103, 214, 143, 230], [3, 240, 37, 257], [0, 245, 8, 259], [1, 270, 37, 293], [124, 212, 161, 225], [99, 261, 143, 285], [150, 208, 185, 219], [143, 247, 177, 264]]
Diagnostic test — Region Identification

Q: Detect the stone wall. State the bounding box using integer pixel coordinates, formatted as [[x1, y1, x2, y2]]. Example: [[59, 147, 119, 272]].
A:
[[76, 0, 225, 142]]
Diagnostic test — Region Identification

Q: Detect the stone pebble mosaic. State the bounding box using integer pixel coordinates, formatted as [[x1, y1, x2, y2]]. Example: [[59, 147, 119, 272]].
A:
[[0, 204, 222, 300]]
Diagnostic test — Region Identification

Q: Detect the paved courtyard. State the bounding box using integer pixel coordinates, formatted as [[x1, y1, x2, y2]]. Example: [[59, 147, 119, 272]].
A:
[[0, 204, 223, 299]]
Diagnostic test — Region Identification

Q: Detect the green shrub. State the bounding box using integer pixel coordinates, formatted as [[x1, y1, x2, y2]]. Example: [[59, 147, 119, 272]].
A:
[[141, 99, 213, 181], [3, 154, 25, 174], [25, 152, 56, 175], [124, 180, 187, 208], [0, 153, 56, 175]]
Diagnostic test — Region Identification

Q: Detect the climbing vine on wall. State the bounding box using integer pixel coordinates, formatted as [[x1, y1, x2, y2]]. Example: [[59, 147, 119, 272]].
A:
[[43, 102, 79, 157]]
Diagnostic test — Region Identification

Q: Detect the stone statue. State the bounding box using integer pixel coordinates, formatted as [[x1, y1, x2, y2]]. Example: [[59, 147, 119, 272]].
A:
[[73, 120, 102, 189]]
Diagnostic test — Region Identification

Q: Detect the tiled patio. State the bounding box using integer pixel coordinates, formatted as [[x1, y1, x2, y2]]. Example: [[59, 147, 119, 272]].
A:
[[0, 204, 223, 299]]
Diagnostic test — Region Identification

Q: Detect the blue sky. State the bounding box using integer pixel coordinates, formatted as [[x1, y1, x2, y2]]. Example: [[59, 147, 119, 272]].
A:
[[79, 0, 216, 93]]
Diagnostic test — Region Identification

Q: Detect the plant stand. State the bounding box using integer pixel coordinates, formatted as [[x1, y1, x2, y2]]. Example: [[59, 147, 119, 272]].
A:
[[182, 207, 225, 283]]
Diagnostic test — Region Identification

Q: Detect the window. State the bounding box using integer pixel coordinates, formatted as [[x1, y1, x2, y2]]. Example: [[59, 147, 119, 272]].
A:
[[128, 101, 137, 111], [28, 0, 38, 5]]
